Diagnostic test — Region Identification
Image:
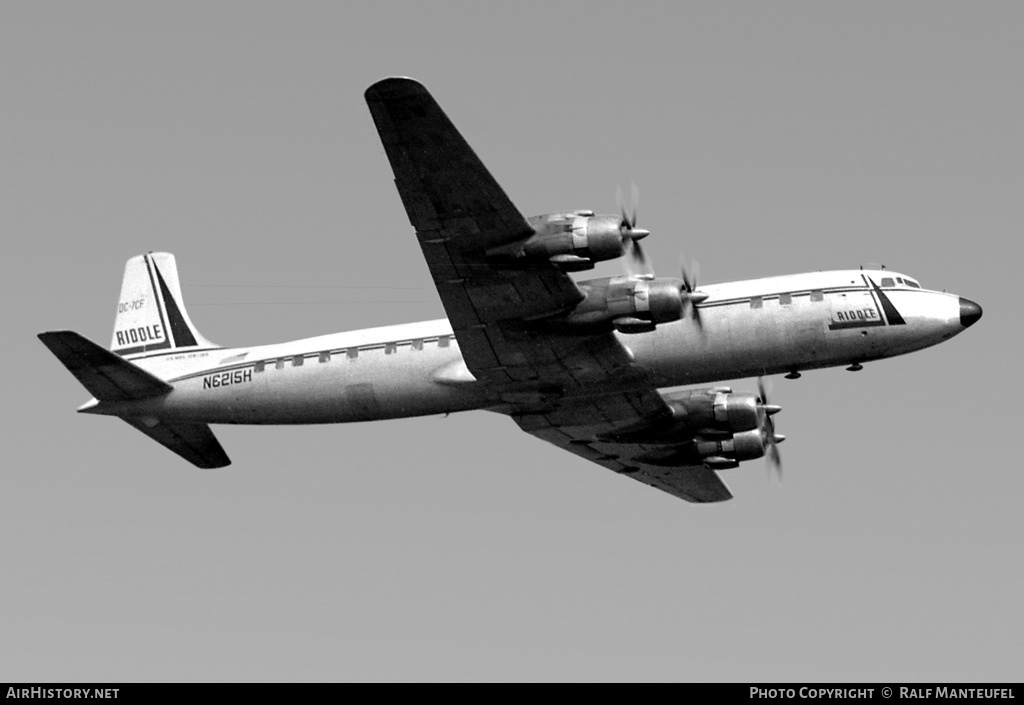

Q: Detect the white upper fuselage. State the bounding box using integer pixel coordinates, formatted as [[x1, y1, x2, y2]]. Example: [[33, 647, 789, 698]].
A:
[[104, 269, 964, 425]]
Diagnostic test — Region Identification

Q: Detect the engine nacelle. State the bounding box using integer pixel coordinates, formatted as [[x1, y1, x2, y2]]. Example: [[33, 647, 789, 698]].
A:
[[600, 387, 778, 448], [487, 211, 629, 271], [695, 429, 766, 462], [612, 387, 783, 469], [564, 276, 686, 331], [662, 388, 762, 435], [636, 429, 768, 468]]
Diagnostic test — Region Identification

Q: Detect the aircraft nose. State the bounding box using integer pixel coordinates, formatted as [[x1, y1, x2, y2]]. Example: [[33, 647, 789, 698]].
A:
[[959, 297, 983, 328]]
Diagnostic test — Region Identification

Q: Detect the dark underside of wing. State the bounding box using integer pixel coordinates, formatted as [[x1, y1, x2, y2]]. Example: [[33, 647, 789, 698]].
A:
[[514, 395, 733, 504], [365, 77, 732, 503], [365, 77, 584, 381]]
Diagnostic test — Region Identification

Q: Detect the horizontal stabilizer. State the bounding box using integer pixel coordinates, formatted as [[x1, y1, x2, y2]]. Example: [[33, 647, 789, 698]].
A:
[[38, 331, 172, 401], [122, 418, 231, 469]]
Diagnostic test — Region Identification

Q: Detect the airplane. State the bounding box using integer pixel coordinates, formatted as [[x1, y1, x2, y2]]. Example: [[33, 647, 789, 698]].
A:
[[38, 77, 983, 504]]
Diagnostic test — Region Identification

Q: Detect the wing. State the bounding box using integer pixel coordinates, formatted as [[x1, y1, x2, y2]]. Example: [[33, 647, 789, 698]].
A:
[[366, 77, 732, 503], [365, 77, 585, 383], [514, 395, 733, 504]]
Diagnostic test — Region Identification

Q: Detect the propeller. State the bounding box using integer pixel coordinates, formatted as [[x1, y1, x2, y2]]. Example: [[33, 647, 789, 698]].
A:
[[680, 255, 706, 330], [613, 185, 706, 333], [757, 376, 784, 481], [617, 184, 652, 278]]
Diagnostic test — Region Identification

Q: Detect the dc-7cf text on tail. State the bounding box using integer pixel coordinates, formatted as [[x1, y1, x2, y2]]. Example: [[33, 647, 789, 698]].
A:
[[39, 77, 982, 503]]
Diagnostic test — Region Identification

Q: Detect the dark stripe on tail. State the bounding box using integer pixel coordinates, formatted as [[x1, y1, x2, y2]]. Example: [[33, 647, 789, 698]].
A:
[[153, 260, 198, 347]]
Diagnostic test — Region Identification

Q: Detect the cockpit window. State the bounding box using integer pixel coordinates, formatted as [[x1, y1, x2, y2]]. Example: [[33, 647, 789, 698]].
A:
[[906, 279, 921, 288], [881, 277, 894, 287]]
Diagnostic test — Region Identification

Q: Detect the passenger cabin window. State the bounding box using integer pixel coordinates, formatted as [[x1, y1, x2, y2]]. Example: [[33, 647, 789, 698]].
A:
[[750, 296, 763, 309], [779, 293, 792, 305], [881, 278, 894, 287], [384, 342, 397, 355], [254, 360, 265, 373], [438, 335, 451, 348], [906, 279, 921, 288], [292, 356, 303, 367], [810, 290, 824, 302], [347, 348, 358, 360], [412, 339, 423, 351], [275, 359, 285, 370], [318, 351, 331, 363]]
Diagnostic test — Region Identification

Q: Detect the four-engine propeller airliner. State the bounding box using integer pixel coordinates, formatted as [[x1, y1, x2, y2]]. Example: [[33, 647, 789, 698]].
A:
[[39, 77, 982, 503]]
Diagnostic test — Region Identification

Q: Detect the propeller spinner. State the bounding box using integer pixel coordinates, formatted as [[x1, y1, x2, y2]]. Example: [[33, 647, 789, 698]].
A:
[[617, 184, 652, 278]]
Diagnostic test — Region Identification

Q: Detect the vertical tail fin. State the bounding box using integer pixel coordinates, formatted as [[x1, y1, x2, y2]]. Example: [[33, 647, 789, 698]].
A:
[[111, 252, 217, 357]]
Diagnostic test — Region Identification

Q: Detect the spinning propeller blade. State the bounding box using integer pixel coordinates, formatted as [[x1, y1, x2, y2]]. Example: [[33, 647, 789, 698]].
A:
[[758, 377, 784, 481], [680, 255, 705, 330], [617, 184, 652, 278]]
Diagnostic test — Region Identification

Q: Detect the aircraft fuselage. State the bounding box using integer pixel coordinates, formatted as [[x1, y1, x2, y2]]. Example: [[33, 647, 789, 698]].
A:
[[83, 269, 973, 426]]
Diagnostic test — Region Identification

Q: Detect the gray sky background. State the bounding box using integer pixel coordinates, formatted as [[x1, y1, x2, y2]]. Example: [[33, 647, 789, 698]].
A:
[[2, 2, 1020, 682]]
